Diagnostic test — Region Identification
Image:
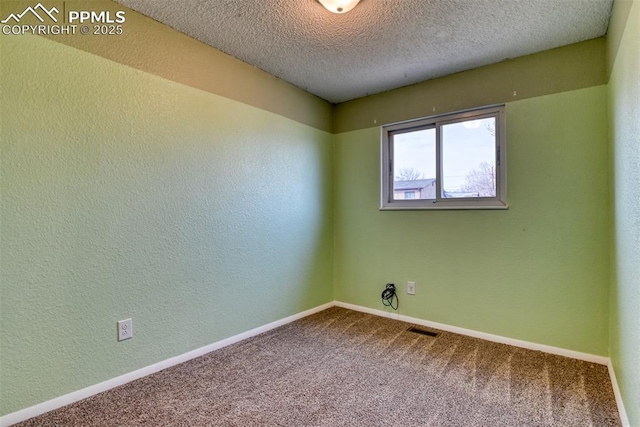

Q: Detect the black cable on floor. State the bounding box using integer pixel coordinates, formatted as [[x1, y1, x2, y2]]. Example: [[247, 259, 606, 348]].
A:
[[381, 283, 398, 310]]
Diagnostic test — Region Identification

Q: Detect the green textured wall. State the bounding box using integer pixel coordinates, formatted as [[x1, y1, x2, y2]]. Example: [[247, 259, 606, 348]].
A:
[[334, 86, 610, 356], [0, 1, 332, 132], [0, 35, 333, 416], [608, 0, 640, 423], [333, 38, 606, 134], [0, 6, 625, 421]]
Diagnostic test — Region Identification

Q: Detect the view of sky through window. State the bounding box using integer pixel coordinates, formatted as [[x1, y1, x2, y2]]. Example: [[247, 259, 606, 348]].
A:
[[393, 128, 436, 180], [442, 117, 496, 196], [392, 117, 496, 199]]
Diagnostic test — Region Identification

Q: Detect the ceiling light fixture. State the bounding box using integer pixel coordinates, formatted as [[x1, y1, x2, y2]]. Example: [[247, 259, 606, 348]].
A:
[[318, 0, 361, 14]]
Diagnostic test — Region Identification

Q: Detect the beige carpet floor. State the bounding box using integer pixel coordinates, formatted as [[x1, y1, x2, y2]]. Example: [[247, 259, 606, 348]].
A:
[[16, 307, 621, 426]]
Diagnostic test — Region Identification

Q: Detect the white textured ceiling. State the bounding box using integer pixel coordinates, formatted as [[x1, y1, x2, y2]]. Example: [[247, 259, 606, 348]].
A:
[[115, 0, 613, 104]]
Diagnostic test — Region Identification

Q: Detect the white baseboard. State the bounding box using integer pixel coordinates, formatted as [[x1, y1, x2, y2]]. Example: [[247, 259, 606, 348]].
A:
[[334, 301, 610, 365], [335, 303, 636, 421], [336, 302, 632, 425], [0, 302, 334, 427], [608, 360, 631, 427], [3, 301, 626, 427]]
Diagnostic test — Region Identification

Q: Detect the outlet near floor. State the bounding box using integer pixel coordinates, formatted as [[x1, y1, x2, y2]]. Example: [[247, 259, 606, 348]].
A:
[[118, 318, 133, 341], [407, 281, 416, 295]]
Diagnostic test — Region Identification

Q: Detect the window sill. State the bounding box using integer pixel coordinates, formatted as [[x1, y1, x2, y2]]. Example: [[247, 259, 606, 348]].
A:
[[379, 201, 509, 211]]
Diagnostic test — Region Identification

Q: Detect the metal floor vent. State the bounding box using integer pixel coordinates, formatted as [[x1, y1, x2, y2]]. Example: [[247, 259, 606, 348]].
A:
[[407, 327, 439, 337]]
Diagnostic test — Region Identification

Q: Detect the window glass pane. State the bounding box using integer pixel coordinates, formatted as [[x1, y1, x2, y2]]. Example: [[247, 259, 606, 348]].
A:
[[392, 129, 436, 200], [441, 117, 496, 198], [404, 191, 416, 199]]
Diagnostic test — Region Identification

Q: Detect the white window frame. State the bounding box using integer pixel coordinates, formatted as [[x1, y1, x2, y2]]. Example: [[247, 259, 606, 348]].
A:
[[380, 105, 507, 210]]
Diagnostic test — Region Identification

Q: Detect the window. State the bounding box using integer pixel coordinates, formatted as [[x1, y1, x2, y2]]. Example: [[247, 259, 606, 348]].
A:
[[381, 105, 507, 210]]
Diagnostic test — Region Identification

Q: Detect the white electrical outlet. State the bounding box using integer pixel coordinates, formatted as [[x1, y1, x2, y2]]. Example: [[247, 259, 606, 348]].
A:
[[118, 318, 133, 341], [407, 281, 416, 295]]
